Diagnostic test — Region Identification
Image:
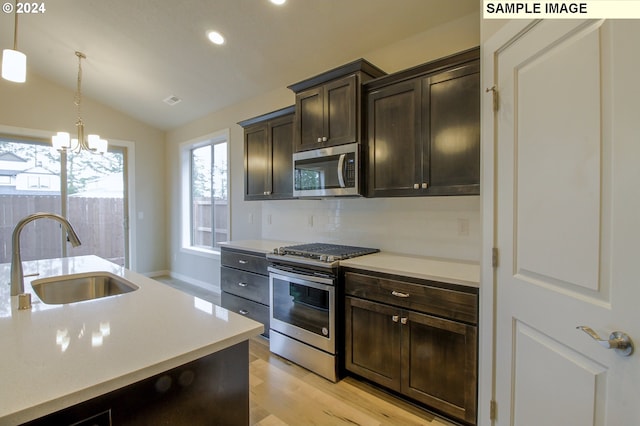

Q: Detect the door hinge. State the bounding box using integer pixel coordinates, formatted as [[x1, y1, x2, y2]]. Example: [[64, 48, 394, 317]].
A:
[[490, 400, 497, 420], [486, 85, 499, 112], [492, 247, 499, 268]]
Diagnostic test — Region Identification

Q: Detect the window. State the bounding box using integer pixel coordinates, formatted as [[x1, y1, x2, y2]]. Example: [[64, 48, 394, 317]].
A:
[[0, 137, 128, 266], [28, 175, 50, 189], [181, 130, 229, 255]]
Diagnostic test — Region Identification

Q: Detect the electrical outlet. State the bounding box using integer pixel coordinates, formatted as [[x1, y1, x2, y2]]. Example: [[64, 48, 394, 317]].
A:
[[267, 214, 272, 225], [458, 218, 469, 236], [248, 213, 253, 224], [308, 215, 314, 227]]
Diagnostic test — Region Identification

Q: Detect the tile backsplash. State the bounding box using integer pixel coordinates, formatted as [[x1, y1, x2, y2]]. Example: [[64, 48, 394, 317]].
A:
[[262, 196, 480, 261]]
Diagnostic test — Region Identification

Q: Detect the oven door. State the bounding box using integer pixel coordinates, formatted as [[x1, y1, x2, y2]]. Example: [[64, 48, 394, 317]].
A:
[[269, 267, 335, 354]]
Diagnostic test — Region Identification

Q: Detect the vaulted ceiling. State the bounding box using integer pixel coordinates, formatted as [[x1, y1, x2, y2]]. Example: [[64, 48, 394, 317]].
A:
[[1, 0, 478, 130]]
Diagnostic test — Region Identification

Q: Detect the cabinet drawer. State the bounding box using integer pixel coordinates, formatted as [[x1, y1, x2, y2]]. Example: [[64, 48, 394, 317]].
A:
[[344, 272, 478, 324], [221, 250, 268, 275], [221, 266, 269, 305], [221, 292, 269, 338]]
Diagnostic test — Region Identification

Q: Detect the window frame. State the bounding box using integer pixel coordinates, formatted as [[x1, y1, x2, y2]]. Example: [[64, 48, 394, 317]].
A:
[[180, 129, 229, 258]]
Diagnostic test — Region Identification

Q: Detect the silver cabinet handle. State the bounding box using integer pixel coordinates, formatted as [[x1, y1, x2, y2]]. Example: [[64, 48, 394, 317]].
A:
[[391, 290, 410, 298], [238, 309, 249, 315], [400, 317, 408, 325], [392, 315, 399, 322], [322, 136, 327, 142], [421, 182, 428, 189], [317, 137, 322, 143], [238, 260, 248, 264], [413, 183, 419, 189], [238, 282, 248, 287], [577, 326, 634, 356]]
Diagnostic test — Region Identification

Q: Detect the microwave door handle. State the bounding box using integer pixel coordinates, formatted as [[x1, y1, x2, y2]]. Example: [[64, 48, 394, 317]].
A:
[[337, 154, 346, 188]]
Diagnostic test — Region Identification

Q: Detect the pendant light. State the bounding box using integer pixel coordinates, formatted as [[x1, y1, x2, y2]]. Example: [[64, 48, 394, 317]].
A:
[[1, 1, 27, 83], [52, 51, 108, 155]]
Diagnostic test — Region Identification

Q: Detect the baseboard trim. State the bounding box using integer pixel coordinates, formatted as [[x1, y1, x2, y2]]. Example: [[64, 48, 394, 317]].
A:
[[145, 270, 170, 278], [169, 271, 222, 294]]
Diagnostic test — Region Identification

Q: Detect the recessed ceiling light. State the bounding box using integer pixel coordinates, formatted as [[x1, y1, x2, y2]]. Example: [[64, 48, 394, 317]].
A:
[[207, 31, 225, 45], [270, 0, 286, 5]]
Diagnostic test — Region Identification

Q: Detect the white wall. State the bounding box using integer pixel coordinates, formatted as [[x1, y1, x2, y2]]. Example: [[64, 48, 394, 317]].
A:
[[0, 71, 166, 274], [263, 197, 480, 261], [166, 11, 481, 288]]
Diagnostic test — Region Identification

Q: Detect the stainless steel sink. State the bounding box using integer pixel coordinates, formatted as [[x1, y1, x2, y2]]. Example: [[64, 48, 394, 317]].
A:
[[31, 272, 139, 304]]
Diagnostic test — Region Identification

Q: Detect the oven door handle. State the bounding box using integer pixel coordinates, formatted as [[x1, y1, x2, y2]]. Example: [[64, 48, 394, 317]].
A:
[[268, 266, 334, 286]]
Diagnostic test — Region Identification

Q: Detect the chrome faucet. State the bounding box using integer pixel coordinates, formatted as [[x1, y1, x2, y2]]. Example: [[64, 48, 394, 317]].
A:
[[10, 212, 82, 296]]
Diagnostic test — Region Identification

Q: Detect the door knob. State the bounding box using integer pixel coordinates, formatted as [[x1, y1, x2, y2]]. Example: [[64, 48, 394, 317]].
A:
[[577, 326, 634, 356]]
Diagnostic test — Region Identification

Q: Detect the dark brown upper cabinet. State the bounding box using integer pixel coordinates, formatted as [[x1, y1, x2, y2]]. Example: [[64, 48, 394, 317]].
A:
[[288, 59, 386, 152], [365, 47, 480, 197], [239, 106, 295, 201]]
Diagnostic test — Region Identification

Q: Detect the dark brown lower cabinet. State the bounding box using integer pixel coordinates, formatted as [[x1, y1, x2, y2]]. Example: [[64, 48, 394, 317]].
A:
[[25, 341, 250, 426], [220, 247, 270, 337], [345, 272, 478, 425]]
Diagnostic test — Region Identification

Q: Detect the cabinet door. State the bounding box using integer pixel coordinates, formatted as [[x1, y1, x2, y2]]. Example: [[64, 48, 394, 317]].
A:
[[401, 310, 477, 424], [424, 61, 480, 195], [294, 86, 324, 151], [324, 74, 357, 147], [244, 123, 271, 199], [269, 114, 294, 198], [367, 79, 422, 196], [294, 75, 359, 151], [345, 296, 401, 391]]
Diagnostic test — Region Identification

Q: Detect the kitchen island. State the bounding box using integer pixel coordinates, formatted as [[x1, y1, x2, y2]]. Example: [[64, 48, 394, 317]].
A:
[[0, 255, 263, 425]]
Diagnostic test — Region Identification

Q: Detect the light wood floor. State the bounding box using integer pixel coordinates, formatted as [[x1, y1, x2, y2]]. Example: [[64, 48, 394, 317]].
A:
[[248, 337, 454, 426], [155, 276, 455, 426]]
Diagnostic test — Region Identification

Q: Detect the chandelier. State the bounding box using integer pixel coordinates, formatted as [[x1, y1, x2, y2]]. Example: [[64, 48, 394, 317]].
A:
[[52, 51, 108, 154]]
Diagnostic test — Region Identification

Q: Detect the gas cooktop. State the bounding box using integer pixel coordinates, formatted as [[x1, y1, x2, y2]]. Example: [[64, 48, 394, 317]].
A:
[[267, 242, 379, 267]]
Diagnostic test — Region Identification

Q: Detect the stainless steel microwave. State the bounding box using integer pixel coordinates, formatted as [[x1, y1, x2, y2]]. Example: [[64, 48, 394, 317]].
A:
[[293, 143, 361, 197]]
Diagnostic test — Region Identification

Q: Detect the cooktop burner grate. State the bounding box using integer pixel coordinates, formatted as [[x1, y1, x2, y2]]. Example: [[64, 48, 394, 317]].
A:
[[277, 243, 379, 260]]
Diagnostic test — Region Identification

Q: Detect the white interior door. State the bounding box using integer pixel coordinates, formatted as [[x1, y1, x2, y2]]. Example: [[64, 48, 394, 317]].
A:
[[490, 20, 640, 425]]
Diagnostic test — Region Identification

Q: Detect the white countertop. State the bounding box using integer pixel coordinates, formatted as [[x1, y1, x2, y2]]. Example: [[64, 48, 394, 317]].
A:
[[340, 252, 480, 288], [221, 240, 479, 288], [0, 255, 263, 424], [219, 239, 297, 255]]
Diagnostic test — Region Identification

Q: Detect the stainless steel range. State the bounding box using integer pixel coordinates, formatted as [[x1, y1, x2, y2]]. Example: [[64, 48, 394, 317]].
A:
[[266, 243, 379, 382]]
